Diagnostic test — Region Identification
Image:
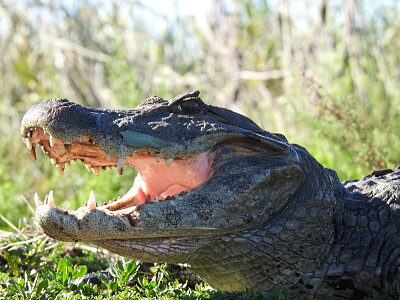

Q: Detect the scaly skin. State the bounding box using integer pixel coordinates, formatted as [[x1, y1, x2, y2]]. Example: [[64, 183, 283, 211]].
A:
[[20, 91, 400, 298]]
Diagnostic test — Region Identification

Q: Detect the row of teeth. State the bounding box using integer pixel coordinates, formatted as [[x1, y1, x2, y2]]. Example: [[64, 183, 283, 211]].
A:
[[23, 129, 176, 175], [35, 190, 101, 211], [34, 190, 170, 211]]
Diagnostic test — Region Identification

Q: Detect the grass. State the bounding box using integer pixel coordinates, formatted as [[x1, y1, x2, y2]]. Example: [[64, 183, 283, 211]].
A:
[[0, 221, 298, 300]]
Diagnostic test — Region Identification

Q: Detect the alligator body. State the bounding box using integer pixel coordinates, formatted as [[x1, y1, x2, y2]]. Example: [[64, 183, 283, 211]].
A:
[[20, 91, 400, 299]]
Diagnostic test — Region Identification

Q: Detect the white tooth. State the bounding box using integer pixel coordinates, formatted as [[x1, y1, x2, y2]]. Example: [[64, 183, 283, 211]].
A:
[[85, 163, 92, 171], [49, 135, 55, 147], [161, 196, 166, 201], [46, 190, 55, 208], [34, 193, 43, 207], [91, 167, 100, 176], [27, 131, 31, 138], [156, 156, 161, 163], [165, 158, 173, 167], [24, 138, 33, 150], [154, 196, 159, 201], [106, 154, 111, 161], [117, 158, 125, 175], [87, 190, 97, 210], [28, 143, 37, 160], [40, 145, 46, 153], [51, 158, 57, 166]]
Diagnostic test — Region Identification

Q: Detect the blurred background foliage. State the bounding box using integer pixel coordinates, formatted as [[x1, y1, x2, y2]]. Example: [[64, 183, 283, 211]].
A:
[[0, 0, 399, 229]]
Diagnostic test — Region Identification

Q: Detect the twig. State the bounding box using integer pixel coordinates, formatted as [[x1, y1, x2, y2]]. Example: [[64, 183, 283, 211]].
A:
[[0, 234, 47, 251], [0, 213, 20, 233], [154, 68, 284, 86], [41, 34, 110, 62], [21, 195, 36, 216]]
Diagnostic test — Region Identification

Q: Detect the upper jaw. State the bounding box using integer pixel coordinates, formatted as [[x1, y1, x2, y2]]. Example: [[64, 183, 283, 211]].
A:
[[20, 98, 164, 160], [20, 98, 292, 161]]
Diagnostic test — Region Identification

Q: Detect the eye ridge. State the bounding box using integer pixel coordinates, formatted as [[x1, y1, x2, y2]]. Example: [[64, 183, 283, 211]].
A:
[[177, 100, 202, 114]]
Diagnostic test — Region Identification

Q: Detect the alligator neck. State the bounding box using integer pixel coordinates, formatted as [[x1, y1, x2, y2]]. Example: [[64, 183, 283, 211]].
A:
[[188, 170, 400, 299], [322, 179, 400, 298]]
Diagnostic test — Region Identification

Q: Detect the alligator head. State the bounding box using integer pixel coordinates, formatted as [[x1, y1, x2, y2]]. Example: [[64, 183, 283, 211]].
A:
[[21, 91, 339, 295]]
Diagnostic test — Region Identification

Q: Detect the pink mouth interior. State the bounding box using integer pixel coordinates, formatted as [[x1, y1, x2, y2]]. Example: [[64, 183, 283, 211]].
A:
[[119, 152, 211, 205], [25, 128, 211, 209]]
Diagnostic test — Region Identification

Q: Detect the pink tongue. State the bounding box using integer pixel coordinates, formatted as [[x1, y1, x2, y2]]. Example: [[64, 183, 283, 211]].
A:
[[131, 152, 210, 203], [159, 184, 189, 197]]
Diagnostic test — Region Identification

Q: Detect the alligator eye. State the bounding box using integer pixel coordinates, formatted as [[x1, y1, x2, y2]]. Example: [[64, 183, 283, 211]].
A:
[[177, 100, 202, 114]]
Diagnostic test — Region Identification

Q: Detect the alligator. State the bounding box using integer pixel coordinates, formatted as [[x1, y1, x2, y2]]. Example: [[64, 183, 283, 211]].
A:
[[20, 91, 400, 299]]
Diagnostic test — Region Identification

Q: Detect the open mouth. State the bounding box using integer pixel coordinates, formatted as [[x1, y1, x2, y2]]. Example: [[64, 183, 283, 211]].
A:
[[24, 127, 212, 212]]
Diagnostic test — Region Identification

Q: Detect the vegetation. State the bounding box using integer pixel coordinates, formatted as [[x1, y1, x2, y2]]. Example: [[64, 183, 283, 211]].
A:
[[0, 0, 398, 299], [0, 226, 298, 299]]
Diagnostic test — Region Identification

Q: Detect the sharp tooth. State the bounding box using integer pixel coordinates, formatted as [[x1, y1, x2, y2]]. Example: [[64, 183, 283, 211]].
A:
[[161, 196, 166, 201], [51, 158, 57, 165], [85, 163, 92, 171], [34, 193, 43, 207], [28, 143, 37, 160], [117, 158, 125, 175], [45, 190, 55, 208], [106, 154, 111, 161], [156, 156, 161, 163], [23, 137, 36, 159], [165, 158, 173, 167], [145, 195, 151, 204], [57, 163, 65, 175], [49, 135, 55, 147], [154, 196, 159, 202], [64, 142, 72, 154], [40, 145, 46, 154], [87, 190, 97, 210], [27, 131, 31, 138], [24, 137, 33, 150], [91, 167, 100, 176]]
